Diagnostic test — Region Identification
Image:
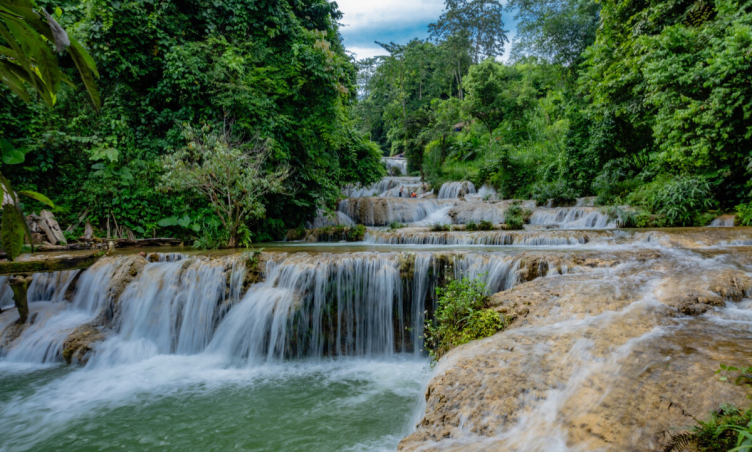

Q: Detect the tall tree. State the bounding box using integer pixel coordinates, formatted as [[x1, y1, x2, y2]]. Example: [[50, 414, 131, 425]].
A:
[[509, 0, 600, 67], [429, 0, 509, 63]]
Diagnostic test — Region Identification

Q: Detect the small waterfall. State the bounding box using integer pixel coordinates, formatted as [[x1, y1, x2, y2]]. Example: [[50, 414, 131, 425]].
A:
[[309, 210, 356, 228], [343, 177, 423, 198], [113, 258, 232, 355], [438, 181, 476, 199], [529, 207, 617, 229], [710, 215, 736, 227], [208, 253, 414, 361], [383, 157, 407, 175], [466, 184, 498, 201], [364, 230, 597, 246], [338, 198, 455, 226]]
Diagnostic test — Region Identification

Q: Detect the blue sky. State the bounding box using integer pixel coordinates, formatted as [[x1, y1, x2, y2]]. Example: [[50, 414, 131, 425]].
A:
[[335, 0, 518, 61]]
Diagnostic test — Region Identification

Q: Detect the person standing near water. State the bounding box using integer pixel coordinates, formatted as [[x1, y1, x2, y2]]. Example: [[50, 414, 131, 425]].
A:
[[399, 186, 404, 197]]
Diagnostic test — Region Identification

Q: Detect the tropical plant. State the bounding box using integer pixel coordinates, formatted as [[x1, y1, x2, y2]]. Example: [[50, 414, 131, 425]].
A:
[[423, 275, 506, 361], [0, 0, 100, 260], [159, 124, 288, 248], [737, 203, 752, 226]]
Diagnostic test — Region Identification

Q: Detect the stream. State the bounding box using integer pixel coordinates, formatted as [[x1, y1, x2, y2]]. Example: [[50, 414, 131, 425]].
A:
[[2, 170, 752, 451]]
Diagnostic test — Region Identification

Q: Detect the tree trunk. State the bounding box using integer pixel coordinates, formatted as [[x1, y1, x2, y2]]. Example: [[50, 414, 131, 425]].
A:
[[9, 275, 32, 324]]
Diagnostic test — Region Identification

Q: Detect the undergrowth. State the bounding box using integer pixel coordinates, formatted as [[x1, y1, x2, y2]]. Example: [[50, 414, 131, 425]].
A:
[[423, 275, 507, 362]]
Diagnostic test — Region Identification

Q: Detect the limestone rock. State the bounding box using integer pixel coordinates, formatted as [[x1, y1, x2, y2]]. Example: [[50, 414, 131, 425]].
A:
[[62, 324, 106, 364]]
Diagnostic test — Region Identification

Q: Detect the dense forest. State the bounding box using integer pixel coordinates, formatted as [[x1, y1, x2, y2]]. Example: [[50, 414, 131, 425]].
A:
[[356, 0, 752, 227], [1, 0, 752, 250], [0, 0, 384, 247]]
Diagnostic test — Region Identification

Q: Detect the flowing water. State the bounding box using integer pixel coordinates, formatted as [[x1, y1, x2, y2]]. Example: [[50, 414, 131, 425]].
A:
[[3, 171, 752, 451]]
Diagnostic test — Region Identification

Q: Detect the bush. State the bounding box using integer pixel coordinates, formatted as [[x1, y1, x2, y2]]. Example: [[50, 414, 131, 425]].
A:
[[663, 404, 752, 452], [423, 276, 506, 362], [466, 221, 478, 231], [388, 221, 405, 230], [431, 223, 452, 232], [629, 175, 716, 226], [478, 220, 495, 231], [504, 204, 526, 230], [347, 224, 367, 241], [737, 203, 752, 226], [531, 180, 578, 207]]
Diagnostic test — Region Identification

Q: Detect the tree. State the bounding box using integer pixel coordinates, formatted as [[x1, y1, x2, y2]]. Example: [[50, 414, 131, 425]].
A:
[[160, 124, 289, 248], [429, 0, 509, 63], [509, 0, 600, 68], [463, 60, 525, 133]]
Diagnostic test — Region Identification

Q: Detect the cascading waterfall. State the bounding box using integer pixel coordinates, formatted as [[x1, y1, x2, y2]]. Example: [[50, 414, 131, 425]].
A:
[[0, 259, 121, 364], [529, 207, 618, 229], [438, 181, 477, 199]]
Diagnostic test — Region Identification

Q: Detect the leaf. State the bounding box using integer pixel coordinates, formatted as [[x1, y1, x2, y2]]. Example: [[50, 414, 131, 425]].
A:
[[1, 204, 26, 260], [157, 217, 178, 227], [18, 190, 54, 207], [0, 138, 26, 164], [67, 37, 100, 110], [191, 223, 201, 232], [177, 214, 191, 228]]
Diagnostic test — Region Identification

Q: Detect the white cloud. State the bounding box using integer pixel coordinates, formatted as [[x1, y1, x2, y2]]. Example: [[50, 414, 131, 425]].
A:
[[336, 0, 445, 59], [336, 0, 445, 31]]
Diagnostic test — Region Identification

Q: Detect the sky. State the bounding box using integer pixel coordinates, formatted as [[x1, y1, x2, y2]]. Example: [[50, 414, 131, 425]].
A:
[[335, 0, 518, 61]]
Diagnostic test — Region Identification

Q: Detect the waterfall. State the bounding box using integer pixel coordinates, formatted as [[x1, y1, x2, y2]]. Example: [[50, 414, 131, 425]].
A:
[[438, 181, 477, 199], [113, 258, 233, 355], [529, 207, 617, 229], [208, 254, 411, 361]]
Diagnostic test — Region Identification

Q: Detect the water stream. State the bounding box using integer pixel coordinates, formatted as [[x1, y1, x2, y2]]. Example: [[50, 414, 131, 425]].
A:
[[2, 172, 752, 451]]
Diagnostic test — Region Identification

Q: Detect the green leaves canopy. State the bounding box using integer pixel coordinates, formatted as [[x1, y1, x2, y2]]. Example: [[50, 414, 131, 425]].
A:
[[0, 0, 100, 109]]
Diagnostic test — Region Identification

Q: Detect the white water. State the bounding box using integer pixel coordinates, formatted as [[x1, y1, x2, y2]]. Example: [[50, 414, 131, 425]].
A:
[[383, 157, 408, 176], [438, 181, 477, 199], [529, 207, 617, 229]]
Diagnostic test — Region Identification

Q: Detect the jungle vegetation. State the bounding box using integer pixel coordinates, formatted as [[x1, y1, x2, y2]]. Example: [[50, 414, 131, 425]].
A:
[[2, 0, 752, 251], [0, 0, 384, 250], [355, 0, 752, 227]]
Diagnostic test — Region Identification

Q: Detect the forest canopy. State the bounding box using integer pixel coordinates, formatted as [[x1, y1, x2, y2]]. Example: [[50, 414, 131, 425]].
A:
[[1, 0, 383, 244], [355, 0, 752, 227]]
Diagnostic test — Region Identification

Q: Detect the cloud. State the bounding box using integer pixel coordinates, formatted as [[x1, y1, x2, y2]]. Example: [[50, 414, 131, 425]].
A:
[[335, 0, 518, 61], [336, 0, 444, 59]]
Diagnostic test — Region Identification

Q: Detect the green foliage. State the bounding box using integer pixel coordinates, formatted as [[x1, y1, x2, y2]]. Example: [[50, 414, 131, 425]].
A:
[[531, 180, 577, 207], [628, 176, 716, 227], [388, 221, 405, 230], [737, 203, 752, 226], [663, 404, 752, 452], [431, 223, 452, 232], [504, 204, 527, 230], [0, 0, 100, 109], [466, 220, 495, 231], [160, 124, 288, 248], [423, 275, 506, 361], [1, 0, 383, 241]]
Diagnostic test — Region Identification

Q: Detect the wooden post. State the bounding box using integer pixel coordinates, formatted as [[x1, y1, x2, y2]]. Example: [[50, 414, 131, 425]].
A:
[[9, 275, 32, 324]]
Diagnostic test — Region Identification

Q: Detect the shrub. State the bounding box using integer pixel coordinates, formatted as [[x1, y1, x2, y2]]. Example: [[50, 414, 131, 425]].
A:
[[504, 204, 526, 230], [663, 404, 752, 452], [388, 221, 405, 230], [628, 175, 715, 226], [431, 223, 452, 232], [737, 203, 752, 226], [531, 180, 578, 207], [423, 276, 506, 362], [478, 220, 495, 231], [347, 224, 367, 241], [466, 221, 478, 231]]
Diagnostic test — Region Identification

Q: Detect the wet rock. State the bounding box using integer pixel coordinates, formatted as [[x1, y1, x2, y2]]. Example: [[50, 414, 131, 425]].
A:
[[62, 324, 106, 364], [400, 249, 752, 451]]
